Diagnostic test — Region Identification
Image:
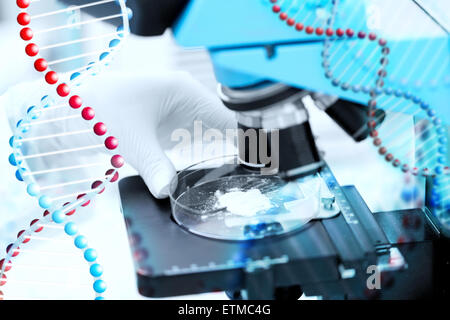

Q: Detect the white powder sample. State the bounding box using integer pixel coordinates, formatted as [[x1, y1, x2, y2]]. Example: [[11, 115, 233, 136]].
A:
[[215, 189, 273, 217]]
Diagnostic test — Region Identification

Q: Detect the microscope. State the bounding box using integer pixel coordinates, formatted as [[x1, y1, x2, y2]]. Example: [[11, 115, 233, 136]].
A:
[[67, 0, 449, 299]]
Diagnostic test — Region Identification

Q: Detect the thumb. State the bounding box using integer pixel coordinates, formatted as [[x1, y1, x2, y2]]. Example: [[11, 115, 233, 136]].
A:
[[125, 134, 177, 199]]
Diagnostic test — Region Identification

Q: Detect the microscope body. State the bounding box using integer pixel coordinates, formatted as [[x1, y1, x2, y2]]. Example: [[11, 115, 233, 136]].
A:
[[123, 0, 449, 178], [129, 0, 449, 299]]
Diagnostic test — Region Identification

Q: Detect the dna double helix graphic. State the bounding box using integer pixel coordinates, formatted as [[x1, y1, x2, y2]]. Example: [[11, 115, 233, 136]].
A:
[[1, 0, 131, 300], [267, 0, 449, 227]]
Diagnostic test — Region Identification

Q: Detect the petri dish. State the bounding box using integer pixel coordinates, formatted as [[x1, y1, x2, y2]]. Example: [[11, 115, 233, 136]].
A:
[[169, 155, 325, 241]]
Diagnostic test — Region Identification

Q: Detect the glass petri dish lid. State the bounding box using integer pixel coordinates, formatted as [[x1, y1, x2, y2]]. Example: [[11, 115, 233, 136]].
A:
[[169, 155, 326, 241]]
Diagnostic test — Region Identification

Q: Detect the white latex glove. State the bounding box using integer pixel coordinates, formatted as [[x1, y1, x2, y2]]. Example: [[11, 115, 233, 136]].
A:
[[83, 71, 237, 198], [2, 71, 236, 199]]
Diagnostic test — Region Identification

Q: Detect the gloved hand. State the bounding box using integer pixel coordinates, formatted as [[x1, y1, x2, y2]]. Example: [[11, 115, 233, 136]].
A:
[[2, 71, 236, 199], [79, 71, 236, 198]]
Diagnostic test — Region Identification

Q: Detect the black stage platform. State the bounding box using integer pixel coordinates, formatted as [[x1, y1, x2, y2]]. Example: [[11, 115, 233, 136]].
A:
[[119, 175, 448, 299]]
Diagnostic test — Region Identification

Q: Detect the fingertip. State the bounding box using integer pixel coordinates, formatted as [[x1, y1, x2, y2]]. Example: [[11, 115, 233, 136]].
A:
[[149, 184, 171, 199], [142, 165, 176, 200]]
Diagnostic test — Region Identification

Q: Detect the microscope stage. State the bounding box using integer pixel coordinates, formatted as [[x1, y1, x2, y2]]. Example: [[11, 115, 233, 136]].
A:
[[118, 167, 406, 299]]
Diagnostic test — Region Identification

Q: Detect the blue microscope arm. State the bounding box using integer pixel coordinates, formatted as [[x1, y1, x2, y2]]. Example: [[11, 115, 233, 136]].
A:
[[172, 0, 449, 123]]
